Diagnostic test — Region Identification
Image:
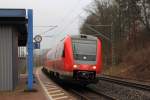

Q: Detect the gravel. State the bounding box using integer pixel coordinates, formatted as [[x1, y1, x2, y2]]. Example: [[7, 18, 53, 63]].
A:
[[88, 80, 150, 100]]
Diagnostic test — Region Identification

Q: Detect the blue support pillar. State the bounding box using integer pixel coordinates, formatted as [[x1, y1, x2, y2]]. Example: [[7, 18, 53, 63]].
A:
[[27, 9, 33, 90]]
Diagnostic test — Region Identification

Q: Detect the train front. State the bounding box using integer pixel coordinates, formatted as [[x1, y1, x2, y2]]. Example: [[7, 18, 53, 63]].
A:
[[71, 35, 102, 84]]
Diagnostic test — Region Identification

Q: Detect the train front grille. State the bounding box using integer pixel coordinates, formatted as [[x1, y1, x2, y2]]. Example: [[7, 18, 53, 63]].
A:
[[73, 70, 96, 80]]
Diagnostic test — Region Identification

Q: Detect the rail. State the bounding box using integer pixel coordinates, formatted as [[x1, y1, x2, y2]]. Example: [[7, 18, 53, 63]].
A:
[[99, 75, 150, 91]]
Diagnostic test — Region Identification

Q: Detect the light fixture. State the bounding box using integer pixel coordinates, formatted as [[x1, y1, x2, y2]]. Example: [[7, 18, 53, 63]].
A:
[[73, 64, 78, 68], [93, 66, 96, 69]]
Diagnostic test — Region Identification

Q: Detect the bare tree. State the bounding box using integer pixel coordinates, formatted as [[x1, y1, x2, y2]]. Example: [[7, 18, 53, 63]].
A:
[[80, 0, 150, 66]]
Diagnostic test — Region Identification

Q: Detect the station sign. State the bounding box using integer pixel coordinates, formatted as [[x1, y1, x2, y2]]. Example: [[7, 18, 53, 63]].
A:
[[34, 42, 40, 49]]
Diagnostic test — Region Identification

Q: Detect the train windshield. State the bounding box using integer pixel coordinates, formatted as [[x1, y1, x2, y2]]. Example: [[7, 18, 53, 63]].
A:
[[72, 39, 97, 64]]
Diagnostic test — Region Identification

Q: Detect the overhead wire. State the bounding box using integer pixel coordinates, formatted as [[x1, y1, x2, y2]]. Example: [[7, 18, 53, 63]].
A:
[[57, 0, 83, 27], [59, 11, 84, 34], [39, 0, 89, 41], [51, 0, 85, 36], [54, 0, 89, 38], [33, 0, 83, 37], [33, 25, 57, 28], [33, 25, 58, 36]]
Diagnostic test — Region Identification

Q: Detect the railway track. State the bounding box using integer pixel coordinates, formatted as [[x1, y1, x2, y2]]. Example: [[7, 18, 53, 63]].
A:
[[38, 68, 150, 100], [69, 86, 116, 100], [69, 89, 91, 100], [41, 68, 116, 100], [56, 81, 116, 100], [40, 67, 150, 100], [99, 75, 150, 92], [86, 87, 116, 100]]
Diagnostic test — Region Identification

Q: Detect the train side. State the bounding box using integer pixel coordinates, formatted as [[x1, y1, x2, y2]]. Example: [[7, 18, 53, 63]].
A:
[[43, 34, 102, 84]]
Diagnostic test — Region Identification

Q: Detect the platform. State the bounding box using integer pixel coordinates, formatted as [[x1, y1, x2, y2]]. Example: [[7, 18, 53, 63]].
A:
[[0, 74, 48, 100]]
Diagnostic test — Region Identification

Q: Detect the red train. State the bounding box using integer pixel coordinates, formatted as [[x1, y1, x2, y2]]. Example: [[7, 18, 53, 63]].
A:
[[42, 34, 102, 85]]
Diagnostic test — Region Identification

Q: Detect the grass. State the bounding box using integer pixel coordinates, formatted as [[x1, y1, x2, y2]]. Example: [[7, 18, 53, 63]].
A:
[[103, 64, 127, 76]]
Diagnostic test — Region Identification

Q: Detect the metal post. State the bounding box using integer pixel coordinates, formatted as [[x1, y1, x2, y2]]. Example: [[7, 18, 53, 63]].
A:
[[27, 9, 33, 90], [110, 23, 115, 65], [111, 32, 115, 65], [85, 24, 115, 65]]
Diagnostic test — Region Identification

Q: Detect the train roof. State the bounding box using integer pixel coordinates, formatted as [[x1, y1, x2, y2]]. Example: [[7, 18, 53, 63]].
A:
[[69, 34, 97, 40], [58, 34, 98, 45]]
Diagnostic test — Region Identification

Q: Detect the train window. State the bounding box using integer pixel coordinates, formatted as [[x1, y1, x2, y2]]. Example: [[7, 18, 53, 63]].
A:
[[47, 54, 51, 60], [62, 49, 65, 57], [72, 39, 97, 64], [47, 52, 53, 60], [55, 47, 59, 58], [55, 43, 64, 58]]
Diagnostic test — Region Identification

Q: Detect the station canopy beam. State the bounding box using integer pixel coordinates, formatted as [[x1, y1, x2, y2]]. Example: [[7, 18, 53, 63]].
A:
[[0, 9, 28, 46]]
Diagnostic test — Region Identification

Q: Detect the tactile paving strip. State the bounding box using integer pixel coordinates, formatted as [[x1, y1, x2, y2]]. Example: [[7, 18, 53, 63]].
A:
[[36, 68, 75, 100]]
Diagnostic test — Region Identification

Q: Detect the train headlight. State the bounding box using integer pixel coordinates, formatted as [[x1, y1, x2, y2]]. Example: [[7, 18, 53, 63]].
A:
[[92, 66, 96, 70], [73, 64, 78, 68]]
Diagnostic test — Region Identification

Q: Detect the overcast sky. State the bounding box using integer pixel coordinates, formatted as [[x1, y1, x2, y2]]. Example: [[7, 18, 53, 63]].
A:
[[0, 0, 93, 49]]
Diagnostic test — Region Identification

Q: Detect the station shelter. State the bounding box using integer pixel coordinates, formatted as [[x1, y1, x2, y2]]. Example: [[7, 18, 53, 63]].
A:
[[0, 9, 33, 91]]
